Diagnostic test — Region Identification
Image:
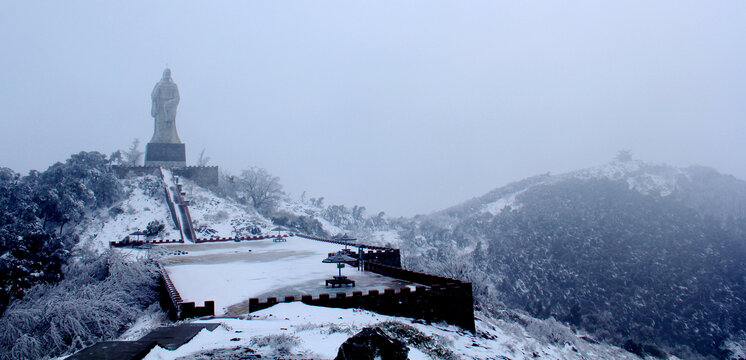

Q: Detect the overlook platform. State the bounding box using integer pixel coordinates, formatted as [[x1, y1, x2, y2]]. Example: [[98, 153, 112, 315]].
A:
[[159, 236, 420, 316]]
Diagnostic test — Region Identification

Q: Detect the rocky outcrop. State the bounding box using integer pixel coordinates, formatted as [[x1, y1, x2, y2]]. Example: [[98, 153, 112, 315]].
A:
[[335, 327, 408, 360]]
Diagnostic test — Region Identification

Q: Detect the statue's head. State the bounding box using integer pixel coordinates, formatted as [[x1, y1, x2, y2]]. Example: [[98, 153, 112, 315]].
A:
[[162, 68, 172, 82]]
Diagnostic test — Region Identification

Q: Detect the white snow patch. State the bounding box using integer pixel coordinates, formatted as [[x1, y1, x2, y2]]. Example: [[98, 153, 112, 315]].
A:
[[75, 175, 179, 252], [178, 178, 271, 238], [566, 160, 682, 197], [364, 230, 402, 247], [484, 189, 525, 215], [139, 302, 638, 360]]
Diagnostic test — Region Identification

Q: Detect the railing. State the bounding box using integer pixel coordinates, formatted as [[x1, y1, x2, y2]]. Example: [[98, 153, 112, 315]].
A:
[[110, 238, 184, 247], [293, 233, 394, 250], [158, 168, 183, 241], [194, 234, 288, 243]]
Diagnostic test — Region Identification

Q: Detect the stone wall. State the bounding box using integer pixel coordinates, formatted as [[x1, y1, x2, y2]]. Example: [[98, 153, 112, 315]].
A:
[[173, 166, 219, 188], [111, 165, 161, 178], [248, 283, 475, 332], [158, 263, 214, 320], [112, 165, 219, 188], [246, 255, 476, 332]]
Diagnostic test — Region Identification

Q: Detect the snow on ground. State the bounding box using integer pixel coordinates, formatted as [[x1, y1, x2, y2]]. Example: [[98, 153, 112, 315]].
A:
[[141, 302, 638, 360], [362, 229, 402, 248], [118, 304, 170, 341], [76, 175, 180, 252], [276, 198, 346, 236], [565, 159, 683, 196], [483, 189, 525, 215], [178, 178, 271, 238], [162, 236, 417, 315], [314, 216, 345, 236]]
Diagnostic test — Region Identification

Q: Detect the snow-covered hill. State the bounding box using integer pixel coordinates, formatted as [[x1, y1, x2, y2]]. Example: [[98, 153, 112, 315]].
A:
[[62, 169, 647, 360], [75, 175, 181, 252], [401, 158, 746, 359], [435, 159, 746, 223], [74, 175, 274, 251]]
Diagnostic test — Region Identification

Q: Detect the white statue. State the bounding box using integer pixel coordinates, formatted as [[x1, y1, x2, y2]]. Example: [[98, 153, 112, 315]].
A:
[[150, 68, 181, 143]]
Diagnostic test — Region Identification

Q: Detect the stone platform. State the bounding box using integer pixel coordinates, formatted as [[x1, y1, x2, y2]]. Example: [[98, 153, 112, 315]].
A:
[[145, 142, 186, 167]]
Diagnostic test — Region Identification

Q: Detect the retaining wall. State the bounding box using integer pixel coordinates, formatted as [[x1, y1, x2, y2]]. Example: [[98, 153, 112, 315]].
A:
[[110, 238, 184, 247], [194, 234, 289, 243], [172, 182, 197, 242], [158, 168, 184, 241], [248, 283, 475, 332], [111, 165, 161, 178], [111, 165, 218, 188], [363, 261, 461, 286], [109, 234, 291, 247], [173, 166, 219, 188], [360, 249, 402, 268], [158, 263, 214, 320]]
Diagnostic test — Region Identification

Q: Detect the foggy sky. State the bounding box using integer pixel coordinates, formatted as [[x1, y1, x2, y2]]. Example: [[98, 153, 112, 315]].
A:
[[1, 1, 744, 217]]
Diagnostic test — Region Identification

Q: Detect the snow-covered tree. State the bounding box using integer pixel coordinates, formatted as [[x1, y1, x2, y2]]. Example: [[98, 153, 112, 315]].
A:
[[123, 138, 143, 166], [234, 167, 283, 214], [197, 148, 211, 166]]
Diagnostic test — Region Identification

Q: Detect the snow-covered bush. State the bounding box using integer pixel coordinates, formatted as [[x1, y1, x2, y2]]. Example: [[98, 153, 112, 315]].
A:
[[146, 220, 165, 236], [376, 321, 458, 360], [270, 211, 327, 237], [134, 174, 162, 198], [722, 331, 746, 360], [525, 317, 578, 347], [1, 152, 124, 313], [250, 333, 299, 357], [0, 250, 161, 360]]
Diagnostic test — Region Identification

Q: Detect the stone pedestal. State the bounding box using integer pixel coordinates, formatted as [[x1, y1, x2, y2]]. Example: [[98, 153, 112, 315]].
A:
[[145, 143, 186, 167]]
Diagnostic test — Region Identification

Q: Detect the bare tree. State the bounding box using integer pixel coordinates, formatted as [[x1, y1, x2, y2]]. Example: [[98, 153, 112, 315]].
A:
[[123, 139, 143, 166], [197, 148, 211, 166], [235, 167, 283, 214]]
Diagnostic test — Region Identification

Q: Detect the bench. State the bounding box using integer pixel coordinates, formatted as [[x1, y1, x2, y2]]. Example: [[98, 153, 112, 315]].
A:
[[325, 275, 355, 288]]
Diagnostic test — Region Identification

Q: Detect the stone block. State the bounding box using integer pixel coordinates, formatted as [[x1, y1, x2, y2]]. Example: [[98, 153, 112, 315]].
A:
[[145, 143, 186, 167]]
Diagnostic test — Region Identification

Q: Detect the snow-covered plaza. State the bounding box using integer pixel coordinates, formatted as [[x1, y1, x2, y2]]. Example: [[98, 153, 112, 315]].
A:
[[160, 236, 419, 315]]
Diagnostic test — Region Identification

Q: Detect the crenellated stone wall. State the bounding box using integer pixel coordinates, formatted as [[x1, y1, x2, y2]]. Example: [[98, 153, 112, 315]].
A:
[[111, 165, 219, 188]]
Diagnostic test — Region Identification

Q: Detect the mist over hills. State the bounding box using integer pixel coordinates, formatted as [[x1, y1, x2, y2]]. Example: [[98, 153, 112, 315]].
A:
[[398, 158, 746, 358]]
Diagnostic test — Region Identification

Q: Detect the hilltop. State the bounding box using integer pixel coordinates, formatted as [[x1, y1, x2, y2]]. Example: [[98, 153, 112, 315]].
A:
[[399, 158, 746, 359]]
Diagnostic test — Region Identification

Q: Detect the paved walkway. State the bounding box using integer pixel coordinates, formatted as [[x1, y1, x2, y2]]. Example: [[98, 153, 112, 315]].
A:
[[67, 323, 221, 360]]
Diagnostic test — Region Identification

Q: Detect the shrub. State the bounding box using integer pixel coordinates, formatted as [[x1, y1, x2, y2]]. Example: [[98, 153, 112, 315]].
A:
[[146, 220, 165, 237], [375, 321, 457, 360], [250, 334, 300, 357], [0, 251, 161, 360]]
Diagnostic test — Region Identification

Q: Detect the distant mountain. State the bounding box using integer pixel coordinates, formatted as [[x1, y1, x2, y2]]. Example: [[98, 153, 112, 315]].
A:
[[399, 159, 746, 359], [436, 159, 746, 222]]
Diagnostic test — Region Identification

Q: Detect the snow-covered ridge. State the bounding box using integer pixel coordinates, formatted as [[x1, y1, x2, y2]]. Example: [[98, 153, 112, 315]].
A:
[[562, 159, 684, 196], [478, 160, 686, 216]]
